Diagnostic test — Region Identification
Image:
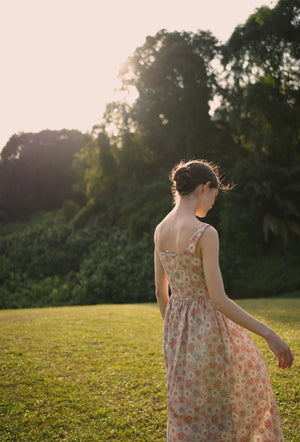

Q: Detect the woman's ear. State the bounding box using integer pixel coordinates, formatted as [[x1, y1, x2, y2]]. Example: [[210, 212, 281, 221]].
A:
[[197, 183, 205, 194], [204, 181, 211, 191]]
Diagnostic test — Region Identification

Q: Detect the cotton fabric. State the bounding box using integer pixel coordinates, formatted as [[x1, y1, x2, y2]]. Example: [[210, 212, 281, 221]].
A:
[[158, 223, 284, 442]]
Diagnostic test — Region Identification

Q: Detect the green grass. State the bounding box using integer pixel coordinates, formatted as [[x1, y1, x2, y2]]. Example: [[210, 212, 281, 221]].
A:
[[0, 299, 299, 441]]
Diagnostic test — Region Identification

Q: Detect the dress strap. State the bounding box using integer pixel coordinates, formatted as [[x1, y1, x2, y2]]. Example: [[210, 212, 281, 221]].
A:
[[189, 223, 210, 253]]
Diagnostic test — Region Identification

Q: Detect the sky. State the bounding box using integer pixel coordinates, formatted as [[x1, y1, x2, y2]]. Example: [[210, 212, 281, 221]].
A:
[[0, 0, 275, 151]]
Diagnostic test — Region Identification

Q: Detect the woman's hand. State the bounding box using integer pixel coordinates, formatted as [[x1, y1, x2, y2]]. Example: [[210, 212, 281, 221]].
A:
[[265, 331, 294, 369]]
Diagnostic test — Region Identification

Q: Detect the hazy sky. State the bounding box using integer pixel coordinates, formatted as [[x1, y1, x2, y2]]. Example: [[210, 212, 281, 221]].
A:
[[0, 0, 275, 150]]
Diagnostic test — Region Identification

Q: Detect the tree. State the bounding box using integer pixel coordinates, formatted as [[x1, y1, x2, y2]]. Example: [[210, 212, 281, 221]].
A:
[[222, 0, 300, 88], [220, 0, 300, 162], [75, 130, 118, 203], [218, 0, 300, 247], [109, 30, 225, 168], [0, 129, 87, 215]]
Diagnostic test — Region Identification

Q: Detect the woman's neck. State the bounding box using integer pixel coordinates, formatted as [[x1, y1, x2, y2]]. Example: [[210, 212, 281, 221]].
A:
[[174, 195, 200, 216]]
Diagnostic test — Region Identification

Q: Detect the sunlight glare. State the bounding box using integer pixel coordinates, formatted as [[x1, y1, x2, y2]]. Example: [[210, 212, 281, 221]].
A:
[[0, 0, 276, 150]]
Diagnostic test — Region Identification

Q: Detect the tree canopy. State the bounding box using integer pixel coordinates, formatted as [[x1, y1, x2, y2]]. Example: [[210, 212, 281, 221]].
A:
[[0, 129, 87, 216], [0, 0, 299, 308]]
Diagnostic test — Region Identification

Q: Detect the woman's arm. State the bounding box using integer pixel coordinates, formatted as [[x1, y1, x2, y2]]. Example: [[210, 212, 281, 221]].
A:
[[200, 226, 293, 369], [154, 244, 169, 320]]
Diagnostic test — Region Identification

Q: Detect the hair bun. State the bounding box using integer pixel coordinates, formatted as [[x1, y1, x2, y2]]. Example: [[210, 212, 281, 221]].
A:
[[174, 167, 192, 192]]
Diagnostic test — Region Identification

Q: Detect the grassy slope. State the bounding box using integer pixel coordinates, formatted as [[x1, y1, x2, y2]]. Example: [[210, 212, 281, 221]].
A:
[[0, 299, 299, 441]]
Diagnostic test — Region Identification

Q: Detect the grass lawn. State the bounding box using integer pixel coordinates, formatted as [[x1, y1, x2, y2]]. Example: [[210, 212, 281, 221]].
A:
[[0, 298, 299, 441]]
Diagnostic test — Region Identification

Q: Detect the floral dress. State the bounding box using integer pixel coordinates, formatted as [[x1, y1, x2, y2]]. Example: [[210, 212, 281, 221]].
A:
[[158, 223, 284, 442]]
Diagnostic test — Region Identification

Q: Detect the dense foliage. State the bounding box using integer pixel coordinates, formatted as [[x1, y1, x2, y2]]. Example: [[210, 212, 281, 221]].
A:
[[0, 0, 299, 308], [0, 129, 87, 217]]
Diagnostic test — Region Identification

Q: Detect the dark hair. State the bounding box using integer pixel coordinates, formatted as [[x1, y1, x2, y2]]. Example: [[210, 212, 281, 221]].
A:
[[170, 159, 230, 201]]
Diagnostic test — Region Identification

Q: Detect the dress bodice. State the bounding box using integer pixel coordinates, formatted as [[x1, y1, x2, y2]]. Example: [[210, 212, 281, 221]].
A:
[[158, 223, 209, 300]]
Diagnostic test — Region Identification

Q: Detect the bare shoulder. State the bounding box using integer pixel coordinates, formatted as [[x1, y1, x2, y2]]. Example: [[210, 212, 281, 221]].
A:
[[154, 218, 167, 243], [202, 225, 219, 239], [154, 211, 174, 242], [154, 224, 160, 243], [196, 225, 220, 260], [199, 225, 219, 248]]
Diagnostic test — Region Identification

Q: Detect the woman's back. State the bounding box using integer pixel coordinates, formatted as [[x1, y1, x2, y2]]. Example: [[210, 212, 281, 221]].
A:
[[155, 209, 203, 253], [157, 222, 210, 301]]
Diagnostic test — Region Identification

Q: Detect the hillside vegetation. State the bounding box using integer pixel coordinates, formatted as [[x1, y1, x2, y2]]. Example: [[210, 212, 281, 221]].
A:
[[0, 0, 299, 308]]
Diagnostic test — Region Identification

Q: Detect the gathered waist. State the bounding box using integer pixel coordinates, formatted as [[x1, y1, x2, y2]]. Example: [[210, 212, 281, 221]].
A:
[[169, 294, 210, 305]]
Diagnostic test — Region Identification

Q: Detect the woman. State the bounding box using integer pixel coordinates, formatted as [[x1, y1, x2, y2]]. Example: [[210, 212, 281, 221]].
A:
[[154, 160, 293, 441]]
